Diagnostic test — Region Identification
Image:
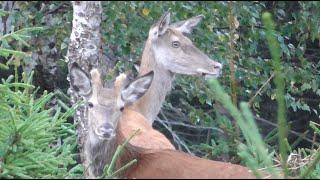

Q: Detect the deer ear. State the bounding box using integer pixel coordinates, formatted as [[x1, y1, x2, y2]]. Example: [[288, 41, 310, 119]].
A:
[[156, 11, 171, 36], [70, 63, 92, 97], [171, 15, 204, 34], [121, 71, 154, 106]]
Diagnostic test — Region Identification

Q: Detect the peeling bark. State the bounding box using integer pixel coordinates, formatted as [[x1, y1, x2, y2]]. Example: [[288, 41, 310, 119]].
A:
[[66, 1, 107, 178]]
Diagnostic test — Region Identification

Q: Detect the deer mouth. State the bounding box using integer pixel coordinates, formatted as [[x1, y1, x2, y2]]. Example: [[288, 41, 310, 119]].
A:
[[203, 73, 220, 80], [197, 68, 222, 79]]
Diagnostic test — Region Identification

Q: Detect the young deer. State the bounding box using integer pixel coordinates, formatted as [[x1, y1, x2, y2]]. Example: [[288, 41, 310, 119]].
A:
[[130, 11, 223, 125], [70, 64, 256, 179]]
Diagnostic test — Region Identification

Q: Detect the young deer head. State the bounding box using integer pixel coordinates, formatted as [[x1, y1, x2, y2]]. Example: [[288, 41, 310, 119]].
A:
[[132, 11, 223, 123], [70, 63, 154, 177]]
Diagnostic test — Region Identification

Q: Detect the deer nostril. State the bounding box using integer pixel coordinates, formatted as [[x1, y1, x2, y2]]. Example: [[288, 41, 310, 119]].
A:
[[214, 64, 222, 69], [120, 107, 124, 112], [96, 123, 115, 140]]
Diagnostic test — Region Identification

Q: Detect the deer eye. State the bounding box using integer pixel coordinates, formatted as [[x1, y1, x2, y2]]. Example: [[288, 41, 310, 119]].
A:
[[172, 41, 180, 48], [88, 102, 94, 108], [120, 107, 124, 112]]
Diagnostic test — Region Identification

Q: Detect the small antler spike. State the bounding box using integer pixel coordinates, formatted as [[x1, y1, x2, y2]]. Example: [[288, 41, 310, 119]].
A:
[[114, 73, 128, 97], [90, 68, 103, 98]]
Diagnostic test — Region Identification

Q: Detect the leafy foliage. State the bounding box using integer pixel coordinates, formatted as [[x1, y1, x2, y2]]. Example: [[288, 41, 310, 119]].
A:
[[207, 12, 320, 178]]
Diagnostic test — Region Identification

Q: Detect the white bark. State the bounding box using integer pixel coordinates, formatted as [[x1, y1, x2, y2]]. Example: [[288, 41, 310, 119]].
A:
[[66, 1, 107, 178]]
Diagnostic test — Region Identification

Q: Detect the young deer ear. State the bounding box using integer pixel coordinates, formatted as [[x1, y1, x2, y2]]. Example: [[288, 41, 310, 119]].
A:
[[121, 71, 154, 106], [70, 63, 92, 97], [171, 15, 204, 34], [156, 11, 171, 36]]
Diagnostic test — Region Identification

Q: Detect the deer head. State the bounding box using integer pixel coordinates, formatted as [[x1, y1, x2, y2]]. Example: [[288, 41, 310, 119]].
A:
[[133, 11, 224, 123], [69, 63, 154, 177], [148, 11, 222, 78]]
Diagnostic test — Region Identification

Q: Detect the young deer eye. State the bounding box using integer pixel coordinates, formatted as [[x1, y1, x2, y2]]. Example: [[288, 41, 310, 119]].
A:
[[172, 41, 180, 48], [88, 102, 94, 108]]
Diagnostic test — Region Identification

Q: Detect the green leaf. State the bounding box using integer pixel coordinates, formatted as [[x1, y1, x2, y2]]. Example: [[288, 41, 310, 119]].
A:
[[300, 103, 310, 112], [301, 83, 312, 91], [0, 9, 9, 17], [0, 48, 27, 58], [0, 63, 9, 70], [11, 34, 30, 47]]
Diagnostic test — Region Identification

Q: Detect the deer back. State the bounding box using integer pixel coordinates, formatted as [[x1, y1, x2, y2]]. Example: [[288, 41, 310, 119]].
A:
[[115, 109, 256, 179]]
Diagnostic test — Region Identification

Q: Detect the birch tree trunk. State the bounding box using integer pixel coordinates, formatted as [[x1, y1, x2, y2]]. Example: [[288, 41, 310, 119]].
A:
[[66, 1, 107, 178]]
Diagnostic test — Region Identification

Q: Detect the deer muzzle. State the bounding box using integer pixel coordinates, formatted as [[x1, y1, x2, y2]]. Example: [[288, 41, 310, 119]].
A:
[[197, 61, 223, 79]]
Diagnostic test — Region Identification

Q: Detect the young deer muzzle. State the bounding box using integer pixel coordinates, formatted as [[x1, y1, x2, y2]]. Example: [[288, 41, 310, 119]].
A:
[[70, 63, 154, 178], [131, 11, 223, 124]]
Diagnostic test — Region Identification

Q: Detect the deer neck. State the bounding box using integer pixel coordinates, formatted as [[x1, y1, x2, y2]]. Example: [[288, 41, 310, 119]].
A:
[[117, 109, 175, 150], [130, 39, 174, 124], [85, 126, 117, 177], [116, 109, 175, 177]]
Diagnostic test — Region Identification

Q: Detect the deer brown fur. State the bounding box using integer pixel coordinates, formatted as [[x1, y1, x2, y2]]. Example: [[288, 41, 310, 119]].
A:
[[116, 109, 256, 179]]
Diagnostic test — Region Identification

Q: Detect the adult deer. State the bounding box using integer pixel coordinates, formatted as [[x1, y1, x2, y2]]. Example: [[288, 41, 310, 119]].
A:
[[70, 64, 256, 179], [130, 11, 223, 125]]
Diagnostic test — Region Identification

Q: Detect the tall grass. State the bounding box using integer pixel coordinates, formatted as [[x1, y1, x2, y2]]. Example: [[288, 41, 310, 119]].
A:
[[207, 12, 320, 179], [262, 12, 288, 177], [207, 78, 280, 178]]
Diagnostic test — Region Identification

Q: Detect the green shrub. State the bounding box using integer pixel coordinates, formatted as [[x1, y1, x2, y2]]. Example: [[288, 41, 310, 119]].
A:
[[207, 12, 320, 179], [0, 72, 83, 178]]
